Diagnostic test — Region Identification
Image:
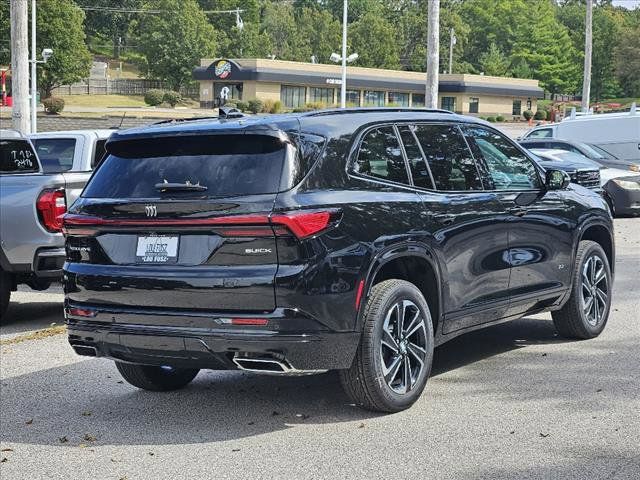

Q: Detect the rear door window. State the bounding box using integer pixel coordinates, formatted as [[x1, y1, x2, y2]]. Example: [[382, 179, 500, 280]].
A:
[[32, 138, 76, 173], [397, 125, 434, 189], [92, 139, 108, 168], [526, 128, 553, 139], [354, 126, 410, 185], [83, 134, 293, 199], [412, 124, 483, 191], [0, 139, 39, 173]]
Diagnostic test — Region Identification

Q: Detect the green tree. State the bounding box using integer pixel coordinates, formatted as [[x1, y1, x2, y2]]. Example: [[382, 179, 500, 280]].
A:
[[0, 1, 9, 66], [615, 26, 640, 97], [349, 11, 401, 69], [260, 2, 309, 60], [296, 7, 342, 64], [479, 42, 510, 76], [36, 0, 92, 97], [76, 0, 143, 58], [138, 0, 216, 90]]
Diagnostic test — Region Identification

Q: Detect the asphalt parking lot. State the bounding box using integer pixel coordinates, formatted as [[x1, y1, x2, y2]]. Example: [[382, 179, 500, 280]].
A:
[[0, 218, 638, 480]]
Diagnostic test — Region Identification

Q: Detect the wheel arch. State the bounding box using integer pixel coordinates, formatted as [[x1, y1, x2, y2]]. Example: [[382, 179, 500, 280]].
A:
[[358, 242, 444, 336], [578, 221, 615, 275]]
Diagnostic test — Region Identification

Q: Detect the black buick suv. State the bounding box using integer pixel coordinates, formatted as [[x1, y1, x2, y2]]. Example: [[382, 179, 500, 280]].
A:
[[63, 108, 614, 412]]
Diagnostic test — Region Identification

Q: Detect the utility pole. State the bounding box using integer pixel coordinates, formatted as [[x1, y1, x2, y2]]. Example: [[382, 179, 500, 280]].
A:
[[425, 0, 440, 109], [448, 27, 456, 75], [340, 0, 348, 108], [30, 0, 37, 133], [9, 0, 30, 134], [581, 0, 593, 112]]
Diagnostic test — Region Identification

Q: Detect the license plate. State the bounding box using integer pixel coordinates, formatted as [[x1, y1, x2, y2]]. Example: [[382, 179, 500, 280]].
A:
[[135, 236, 179, 264]]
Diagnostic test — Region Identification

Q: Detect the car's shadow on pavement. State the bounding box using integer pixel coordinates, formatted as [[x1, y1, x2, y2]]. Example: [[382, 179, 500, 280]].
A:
[[0, 300, 65, 336], [0, 316, 573, 447]]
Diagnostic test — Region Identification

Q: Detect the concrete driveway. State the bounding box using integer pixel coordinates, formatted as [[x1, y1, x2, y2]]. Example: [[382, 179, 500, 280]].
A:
[[1, 219, 638, 480]]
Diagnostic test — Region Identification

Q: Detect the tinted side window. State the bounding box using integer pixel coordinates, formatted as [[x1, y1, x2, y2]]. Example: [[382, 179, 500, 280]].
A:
[[355, 126, 410, 185], [397, 125, 433, 189], [0, 139, 39, 173], [92, 139, 108, 168], [464, 126, 541, 190], [33, 138, 76, 173], [527, 128, 552, 139], [413, 124, 482, 191]]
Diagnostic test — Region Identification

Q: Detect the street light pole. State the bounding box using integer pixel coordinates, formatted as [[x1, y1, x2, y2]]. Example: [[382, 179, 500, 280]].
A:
[[581, 0, 593, 112], [425, 0, 440, 109], [448, 27, 456, 75], [10, 0, 30, 134], [30, 0, 37, 133], [340, 0, 347, 108]]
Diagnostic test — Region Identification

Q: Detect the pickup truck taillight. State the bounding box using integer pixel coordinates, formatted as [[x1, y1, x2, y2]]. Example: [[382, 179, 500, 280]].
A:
[[36, 189, 67, 233]]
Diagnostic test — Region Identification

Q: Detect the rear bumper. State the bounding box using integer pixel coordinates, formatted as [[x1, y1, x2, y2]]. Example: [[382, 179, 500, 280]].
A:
[[65, 304, 360, 371], [34, 247, 66, 278]]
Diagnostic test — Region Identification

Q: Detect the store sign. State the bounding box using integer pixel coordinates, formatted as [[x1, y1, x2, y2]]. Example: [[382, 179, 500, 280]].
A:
[[214, 60, 232, 79], [326, 78, 343, 85]]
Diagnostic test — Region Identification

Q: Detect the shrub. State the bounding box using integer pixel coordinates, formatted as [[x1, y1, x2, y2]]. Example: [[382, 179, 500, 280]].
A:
[[534, 110, 546, 120], [486, 116, 496, 122], [496, 115, 505, 122], [270, 100, 283, 114], [235, 101, 248, 112], [261, 99, 276, 113], [523, 110, 534, 120], [163, 90, 182, 107], [42, 97, 65, 114], [144, 89, 165, 106], [247, 98, 263, 114]]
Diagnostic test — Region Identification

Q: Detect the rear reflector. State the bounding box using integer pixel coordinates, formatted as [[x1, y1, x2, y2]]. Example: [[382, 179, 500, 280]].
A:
[[66, 307, 97, 318], [355, 280, 365, 310], [37, 189, 67, 233], [231, 318, 269, 326]]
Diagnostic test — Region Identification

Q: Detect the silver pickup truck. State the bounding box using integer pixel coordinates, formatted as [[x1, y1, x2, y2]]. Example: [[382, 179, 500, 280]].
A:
[[0, 129, 112, 318]]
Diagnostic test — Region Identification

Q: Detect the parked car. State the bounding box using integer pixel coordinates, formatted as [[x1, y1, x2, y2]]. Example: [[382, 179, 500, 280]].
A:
[[528, 148, 639, 216], [63, 109, 614, 412], [520, 105, 640, 161], [0, 129, 113, 319], [527, 148, 603, 191], [519, 138, 640, 172]]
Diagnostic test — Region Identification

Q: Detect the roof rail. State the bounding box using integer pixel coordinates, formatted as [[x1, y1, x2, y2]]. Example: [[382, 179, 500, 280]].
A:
[[304, 107, 456, 117], [151, 116, 220, 125]]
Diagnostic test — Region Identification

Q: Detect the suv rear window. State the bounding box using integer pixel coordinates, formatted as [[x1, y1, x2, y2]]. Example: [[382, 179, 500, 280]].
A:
[[0, 139, 39, 173], [83, 134, 296, 199], [32, 138, 76, 173]]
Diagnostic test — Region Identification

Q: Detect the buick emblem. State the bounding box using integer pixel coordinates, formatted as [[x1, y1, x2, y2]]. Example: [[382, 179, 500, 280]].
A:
[[145, 205, 157, 217]]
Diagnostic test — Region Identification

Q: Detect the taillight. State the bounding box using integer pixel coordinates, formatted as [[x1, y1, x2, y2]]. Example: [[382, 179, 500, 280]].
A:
[[37, 189, 67, 233], [271, 210, 341, 239], [62, 209, 341, 239]]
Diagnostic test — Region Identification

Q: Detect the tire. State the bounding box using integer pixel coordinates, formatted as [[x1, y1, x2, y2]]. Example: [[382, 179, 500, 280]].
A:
[[339, 279, 435, 413], [0, 270, 11, 320], [115, 362, 199, 391], [552, 240, 612, 339]]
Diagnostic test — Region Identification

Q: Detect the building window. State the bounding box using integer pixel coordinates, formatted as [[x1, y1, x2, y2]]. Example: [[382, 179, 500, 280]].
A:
[[412, 93, 425, 107], [363, 90, 385, 107], [346, 90, 360, 107], [526, 98, 532, 111], [281, 85, 306, 108], [214, 83, 243, 101], [512, 100, 522, 116], [309, 87, 334, 105], [469, 97, 479, 114], [388, 92, 409, 107], [441, 96, 456, 112]]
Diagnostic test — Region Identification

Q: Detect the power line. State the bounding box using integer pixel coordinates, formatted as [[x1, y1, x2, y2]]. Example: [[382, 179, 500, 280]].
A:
[[78, 6, 244, 14]]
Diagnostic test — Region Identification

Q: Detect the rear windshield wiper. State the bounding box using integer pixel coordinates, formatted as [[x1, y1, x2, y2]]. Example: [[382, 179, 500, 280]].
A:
[[154, 180, 208, 192]]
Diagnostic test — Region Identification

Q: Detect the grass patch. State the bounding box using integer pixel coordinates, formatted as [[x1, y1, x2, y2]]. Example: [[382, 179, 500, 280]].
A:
[[60, 95, 147, 108], [0, 325, 66, 346]]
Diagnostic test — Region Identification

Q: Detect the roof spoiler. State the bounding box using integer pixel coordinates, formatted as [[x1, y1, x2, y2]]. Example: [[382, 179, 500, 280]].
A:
[[219, 106, 245, 119]]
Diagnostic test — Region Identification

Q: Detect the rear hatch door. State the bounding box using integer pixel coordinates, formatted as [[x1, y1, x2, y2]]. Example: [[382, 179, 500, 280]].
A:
[[65, 131, 298, 312]]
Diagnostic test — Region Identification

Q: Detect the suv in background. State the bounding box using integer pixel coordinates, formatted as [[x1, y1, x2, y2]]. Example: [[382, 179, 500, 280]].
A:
[[63, 109, 614, 412]]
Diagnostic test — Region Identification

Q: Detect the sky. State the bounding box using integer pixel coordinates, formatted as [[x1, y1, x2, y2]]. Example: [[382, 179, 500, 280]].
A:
[[612, 0, 640, 9]]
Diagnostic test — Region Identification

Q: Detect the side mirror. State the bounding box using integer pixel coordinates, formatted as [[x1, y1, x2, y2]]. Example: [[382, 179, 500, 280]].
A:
[[545, 169, 570, 190]]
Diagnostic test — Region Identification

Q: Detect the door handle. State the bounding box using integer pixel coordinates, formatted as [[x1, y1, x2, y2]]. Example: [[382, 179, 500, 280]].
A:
[[433, 214, 456, 226], [509, 207, 527, 217]]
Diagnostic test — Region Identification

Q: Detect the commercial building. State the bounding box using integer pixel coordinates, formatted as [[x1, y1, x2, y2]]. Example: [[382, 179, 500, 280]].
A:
[[193, 58, 543, 118]]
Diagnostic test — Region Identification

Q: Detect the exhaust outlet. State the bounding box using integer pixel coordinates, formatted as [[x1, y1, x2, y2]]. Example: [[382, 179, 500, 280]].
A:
[[72, 344, 98, 357], [232, 354, 327, 376]]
